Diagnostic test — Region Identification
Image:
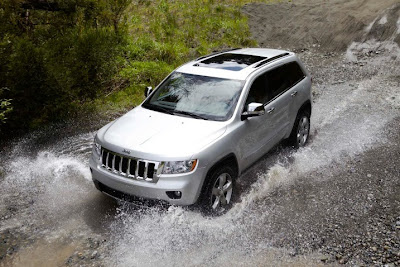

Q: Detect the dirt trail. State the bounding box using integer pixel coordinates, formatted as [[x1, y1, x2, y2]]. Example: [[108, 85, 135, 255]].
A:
[[243, 0, 400, 51]]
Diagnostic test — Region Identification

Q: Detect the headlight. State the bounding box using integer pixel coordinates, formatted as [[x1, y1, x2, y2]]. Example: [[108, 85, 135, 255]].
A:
[[93, 138, 101, 156], [162, 160, 197, 174]]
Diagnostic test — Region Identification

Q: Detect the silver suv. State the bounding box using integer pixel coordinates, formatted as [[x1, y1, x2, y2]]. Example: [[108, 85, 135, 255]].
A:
[[89, 48, 312, 213]]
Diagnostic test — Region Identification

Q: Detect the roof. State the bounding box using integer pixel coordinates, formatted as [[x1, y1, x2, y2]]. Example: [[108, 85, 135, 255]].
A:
[[176, 48, 294, 80]]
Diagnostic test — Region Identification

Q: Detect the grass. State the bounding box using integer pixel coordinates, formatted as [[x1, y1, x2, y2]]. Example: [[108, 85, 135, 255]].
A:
[[92, 0, 273, 115]]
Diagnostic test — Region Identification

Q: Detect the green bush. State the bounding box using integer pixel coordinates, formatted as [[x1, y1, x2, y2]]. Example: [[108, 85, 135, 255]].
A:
[[0, 0, 130, 131], [0, 0, 262, 134]]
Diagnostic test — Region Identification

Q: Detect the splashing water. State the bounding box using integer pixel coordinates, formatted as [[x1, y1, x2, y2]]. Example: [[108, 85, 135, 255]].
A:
[[103, 67, 399, 266], [1, 17, 400, 265]]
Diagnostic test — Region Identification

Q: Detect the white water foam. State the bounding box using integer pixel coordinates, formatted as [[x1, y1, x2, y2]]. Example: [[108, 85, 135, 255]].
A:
[[0, 133, 96, 234]]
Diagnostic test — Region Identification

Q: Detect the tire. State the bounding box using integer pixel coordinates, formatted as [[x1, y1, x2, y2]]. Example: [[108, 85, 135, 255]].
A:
[[198, 165, 236, 215], [287, 110, 310, 148]]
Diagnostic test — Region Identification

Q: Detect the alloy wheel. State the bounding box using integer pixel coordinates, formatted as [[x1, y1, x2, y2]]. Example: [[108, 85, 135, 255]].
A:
[[296, 116, 310, 147], [211, 172, 233, 211]]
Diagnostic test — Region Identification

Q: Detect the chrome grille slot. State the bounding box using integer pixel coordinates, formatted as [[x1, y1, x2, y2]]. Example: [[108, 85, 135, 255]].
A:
[[107, 153, 113, 170], [147, 163, 155, 179], [138, 161, 145, 178], [129, 159, 137, 177], [121, 157, 128, 174], [114, 155, 121, 172], [100, 148, 159, 183]]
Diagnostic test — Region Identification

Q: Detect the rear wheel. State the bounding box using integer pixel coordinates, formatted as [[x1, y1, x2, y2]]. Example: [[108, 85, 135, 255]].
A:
[[199, 165, 236, 215], [288, 111, 310, 148]]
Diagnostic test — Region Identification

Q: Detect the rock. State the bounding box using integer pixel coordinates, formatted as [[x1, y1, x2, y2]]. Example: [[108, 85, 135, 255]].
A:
[[367, 173, 372, 178], [320, 255, 329, 262], [372, 246, 378, 252], [77, 252, 85, 259], [90, 251, 98, 259]]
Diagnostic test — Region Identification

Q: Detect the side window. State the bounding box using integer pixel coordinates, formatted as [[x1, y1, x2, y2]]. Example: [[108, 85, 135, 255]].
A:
[[286, 61, 305, 86], [245, 73, 269, 108], [266, 61, 305, 101], [245, 61, 306, 108], [266, 65, 290, 100]]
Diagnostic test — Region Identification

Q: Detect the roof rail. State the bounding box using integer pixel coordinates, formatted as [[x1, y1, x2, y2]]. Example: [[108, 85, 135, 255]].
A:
[[195, 48, 241, 61], [253, 53, 290, 68]]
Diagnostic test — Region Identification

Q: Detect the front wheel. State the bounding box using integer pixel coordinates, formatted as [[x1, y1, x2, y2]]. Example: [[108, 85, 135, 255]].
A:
[[199, 165, 236, 215], [287, 111, 310, 148]]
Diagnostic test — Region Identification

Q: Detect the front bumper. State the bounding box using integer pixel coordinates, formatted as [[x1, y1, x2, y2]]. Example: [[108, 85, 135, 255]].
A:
[[89, 156, 206, 205]]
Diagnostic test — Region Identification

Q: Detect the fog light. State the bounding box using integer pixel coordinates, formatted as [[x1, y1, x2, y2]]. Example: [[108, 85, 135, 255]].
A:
[[166, 191, 182, 199]]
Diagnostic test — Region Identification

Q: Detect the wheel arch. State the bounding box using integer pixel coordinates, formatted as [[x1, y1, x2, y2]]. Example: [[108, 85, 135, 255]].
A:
[[196, 153, 239, 211], [298, 100, 312, 116], [285, 99, 312, 140], [206, 153, 239, 179], [196, 153, 239, 202]]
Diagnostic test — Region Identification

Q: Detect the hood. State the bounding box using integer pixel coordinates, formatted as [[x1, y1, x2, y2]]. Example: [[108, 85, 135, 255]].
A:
[[98, 106, 227, 160]]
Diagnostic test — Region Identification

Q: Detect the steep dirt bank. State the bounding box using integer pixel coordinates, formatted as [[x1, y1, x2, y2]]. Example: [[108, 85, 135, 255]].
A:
[[243, 0, 400, 52]]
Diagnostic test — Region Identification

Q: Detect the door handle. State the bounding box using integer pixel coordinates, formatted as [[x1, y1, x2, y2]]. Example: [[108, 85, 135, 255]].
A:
[[291, 91, 298, 97], [266, 107, 275, 114]]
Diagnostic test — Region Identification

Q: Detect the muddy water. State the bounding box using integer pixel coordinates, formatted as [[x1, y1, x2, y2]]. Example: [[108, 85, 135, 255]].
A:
[[1, 9, 400, 267]]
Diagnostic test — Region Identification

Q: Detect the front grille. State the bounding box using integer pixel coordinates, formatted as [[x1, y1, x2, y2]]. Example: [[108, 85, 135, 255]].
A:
[[100, 148, 160, 182]]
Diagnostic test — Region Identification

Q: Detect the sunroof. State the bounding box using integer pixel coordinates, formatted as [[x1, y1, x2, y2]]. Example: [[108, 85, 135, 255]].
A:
[[195, 53, 266, 71]]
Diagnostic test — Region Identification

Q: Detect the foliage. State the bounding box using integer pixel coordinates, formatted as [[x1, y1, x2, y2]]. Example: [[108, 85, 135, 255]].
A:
[[97, 0, 259, 113], [0, 0, 130, 130], [0, 88, 12, 124], [0, 0, 262, 134]]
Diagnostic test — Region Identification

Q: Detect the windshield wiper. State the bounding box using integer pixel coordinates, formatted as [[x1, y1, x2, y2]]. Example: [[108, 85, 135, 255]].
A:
[[143, 103, 209, 120], [173, 110, 209, 120], [143, 103, 174, 115]]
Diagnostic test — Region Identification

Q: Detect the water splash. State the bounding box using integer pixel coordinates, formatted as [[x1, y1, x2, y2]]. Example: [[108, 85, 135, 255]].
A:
[[105, 46, 399, 267]]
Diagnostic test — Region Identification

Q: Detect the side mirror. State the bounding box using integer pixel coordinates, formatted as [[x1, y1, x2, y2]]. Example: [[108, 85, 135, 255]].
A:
[[144, 86, 153, 97], [241, 102, 265, 120]]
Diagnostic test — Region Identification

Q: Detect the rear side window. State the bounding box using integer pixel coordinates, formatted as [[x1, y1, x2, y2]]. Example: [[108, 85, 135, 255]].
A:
[[266, 61, 305, 100], [286, 61, 305, 86], [266, 65, 290, 100]]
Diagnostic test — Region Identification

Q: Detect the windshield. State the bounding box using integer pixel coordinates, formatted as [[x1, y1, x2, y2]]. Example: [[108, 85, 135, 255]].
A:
[[143, 72, 244, 121]]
